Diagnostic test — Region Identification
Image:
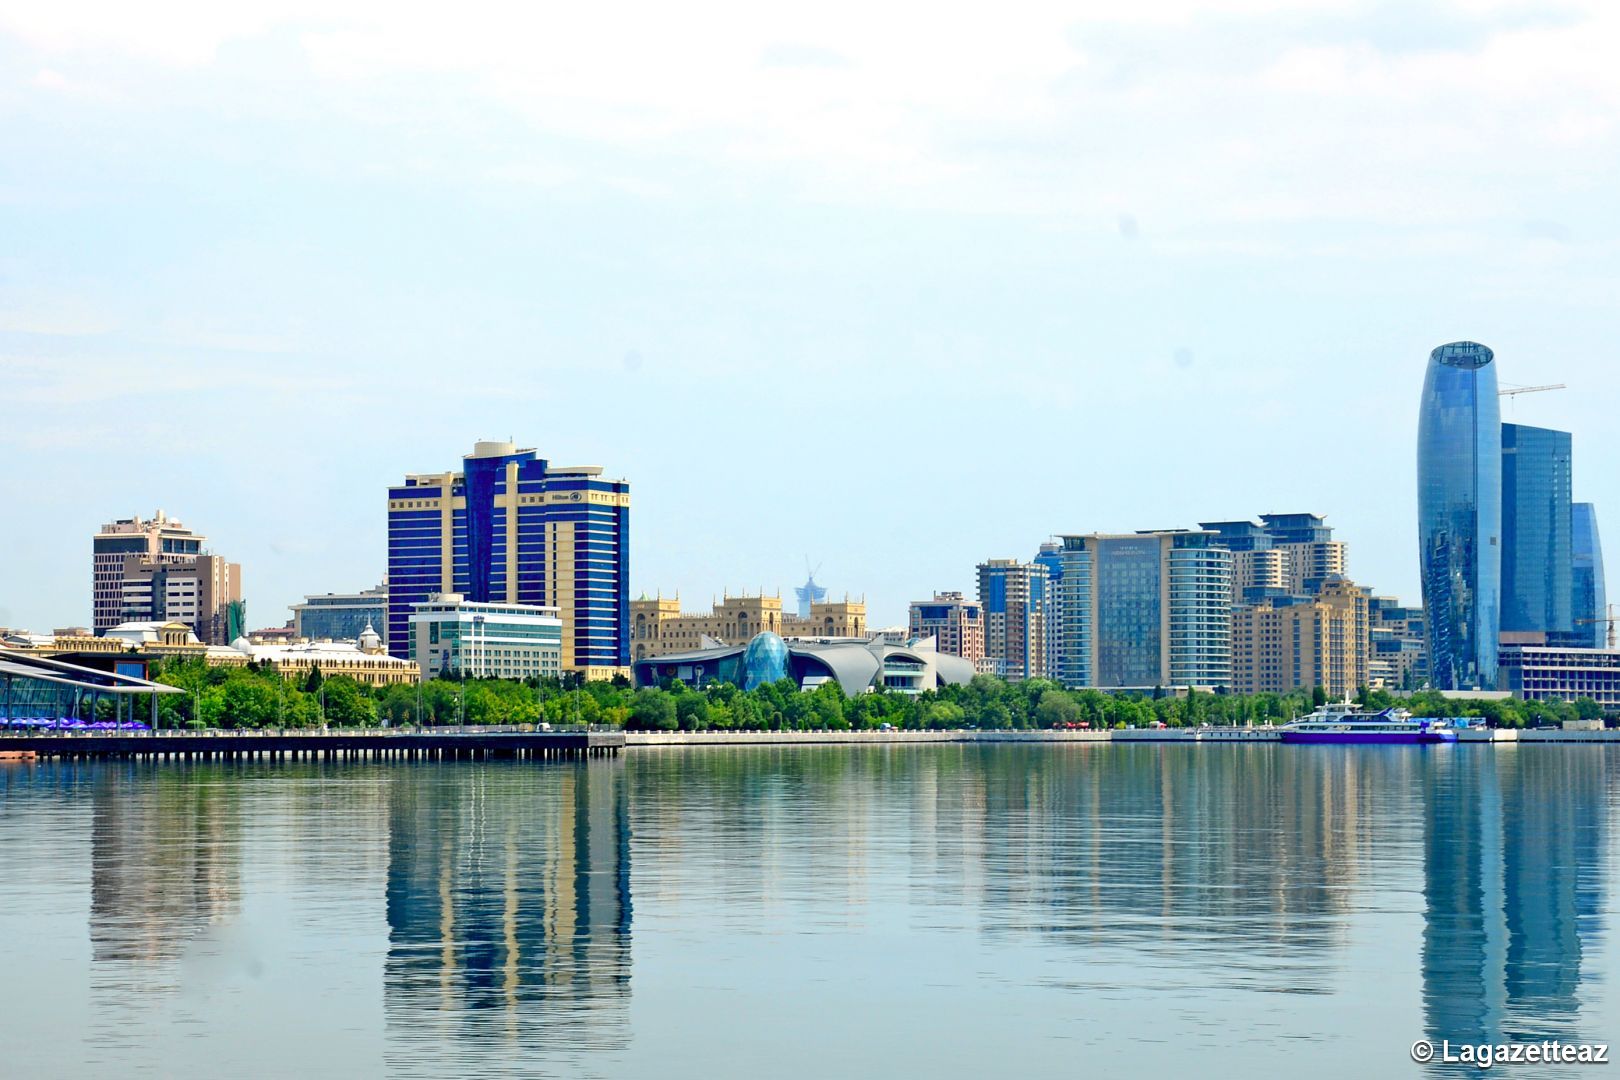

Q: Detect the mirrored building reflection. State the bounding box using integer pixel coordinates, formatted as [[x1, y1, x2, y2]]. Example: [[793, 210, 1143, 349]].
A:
[[1422, 752, 1611, 1048], [384, 761, 632, 1070], [89, 766, 241, 967]]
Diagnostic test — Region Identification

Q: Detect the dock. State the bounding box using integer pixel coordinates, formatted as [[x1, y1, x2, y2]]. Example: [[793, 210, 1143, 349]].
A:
[[0, 728, 625, 761]]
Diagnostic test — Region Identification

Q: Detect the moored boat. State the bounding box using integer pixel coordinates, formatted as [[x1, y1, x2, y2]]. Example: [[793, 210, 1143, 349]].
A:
[[1279, 703, 1456, 745]]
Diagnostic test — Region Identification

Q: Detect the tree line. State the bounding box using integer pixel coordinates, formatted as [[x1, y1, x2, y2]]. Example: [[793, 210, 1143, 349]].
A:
[[148, 657, 1608, 731]]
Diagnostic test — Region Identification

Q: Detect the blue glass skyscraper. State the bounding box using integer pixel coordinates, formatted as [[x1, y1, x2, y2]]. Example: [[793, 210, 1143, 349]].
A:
[[1418, 341, 1501, 689], [1570, 503, 1607, 648], [387, 441, 631, 673], [1500, 423, 1572, 635]]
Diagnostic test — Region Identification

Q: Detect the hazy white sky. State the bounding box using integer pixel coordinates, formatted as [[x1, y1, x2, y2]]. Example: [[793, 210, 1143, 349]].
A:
[[2, 0, 1616, 631]]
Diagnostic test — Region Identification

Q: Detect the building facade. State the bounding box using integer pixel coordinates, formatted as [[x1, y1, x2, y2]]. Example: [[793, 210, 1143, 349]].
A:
[[784, 599, 867, 641], [1568, 503, 1608, 648], [1500, 423, 1573, 636], [628, 593, 868, 660], [293, 582, 389, 644], [1418, 341, 1502, 690], [387, 441, 630, 676], [1499, 645, 1620, 709], [1260, 513, 1348, 595], [976, 559, 1049, 681], [908, 592, 986, 668], [1232, 578, 1370, 697], [1369, 596, 1428, 690], [632, 631, 975, 698], [223, 625, 418, 687], [1048, 531, 1232, 690], [91, 512, 229, 637], [408, 594, 564, 681], [1203, 515, 1346, 602], [91, 510, 243, 647]]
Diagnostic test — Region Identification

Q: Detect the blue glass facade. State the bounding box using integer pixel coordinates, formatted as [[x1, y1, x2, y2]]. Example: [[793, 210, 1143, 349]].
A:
[[387, 445, 630, 671], [740, 632, 789, 690], [1500, 423, 1572, 635], [1096, 537, 1162, 686], [1417, 341, 1501, 690], [1571, 503, 1607, 648], [1052, 532, 1231, 689]]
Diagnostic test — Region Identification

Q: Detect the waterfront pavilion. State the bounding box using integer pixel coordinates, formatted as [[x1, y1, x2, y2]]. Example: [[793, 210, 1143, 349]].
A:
[[0, 649, 183, 730]]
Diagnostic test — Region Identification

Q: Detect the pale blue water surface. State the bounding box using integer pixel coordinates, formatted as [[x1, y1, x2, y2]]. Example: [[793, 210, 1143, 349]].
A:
[[1, 745, 1616, 1078]]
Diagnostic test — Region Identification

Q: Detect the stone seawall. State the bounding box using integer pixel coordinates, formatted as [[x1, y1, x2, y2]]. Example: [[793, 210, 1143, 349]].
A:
[[623, 730, 1113, 747], [624, 728, 1620, 747]]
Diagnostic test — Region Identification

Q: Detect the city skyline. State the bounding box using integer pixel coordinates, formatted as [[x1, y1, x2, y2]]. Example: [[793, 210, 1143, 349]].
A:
[[3, 5, 1617, 637], [0, 399, 1602, 638]]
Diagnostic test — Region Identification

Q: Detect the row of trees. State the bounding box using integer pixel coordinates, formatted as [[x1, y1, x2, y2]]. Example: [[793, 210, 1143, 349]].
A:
[[148, 658, 1609, 732]]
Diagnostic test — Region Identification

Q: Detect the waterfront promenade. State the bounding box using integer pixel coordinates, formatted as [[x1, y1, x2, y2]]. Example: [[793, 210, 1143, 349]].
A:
[[0, 726, 624, 760], [4, 725, 1617, 761]]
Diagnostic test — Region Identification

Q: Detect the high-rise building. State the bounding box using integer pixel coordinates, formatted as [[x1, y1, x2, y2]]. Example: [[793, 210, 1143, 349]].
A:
[[1418, 341, 1502, 690], [1200, 520, 1290, 605], [1048, 531, 1232, 690], [1203, 515, 1346, 600], [115, 555, 243, 645], [975, 559, 1049, 681], [1258, 513, 1348, 595], [91, 512, 242, 645], [92, 511, 205, 633], [1568, 503, 1608, 648], [908, 592, 986, 668], [387, 440, 630, 675], [1369, 596, 1428, 690], [1500, 423, 1573, 635], [1032, 541, 1064, 680], [292, 582, 388, 644], [1232, 578, 1369, 697]]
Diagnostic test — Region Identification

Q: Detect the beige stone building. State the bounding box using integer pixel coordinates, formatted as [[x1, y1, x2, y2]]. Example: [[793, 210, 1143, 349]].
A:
[[1229, 548, 1289, 606], [33, 622, 416, 687], [1232, 578, 1370, 697], [91, 512, 242, 645], [631, 593, 867, 661]]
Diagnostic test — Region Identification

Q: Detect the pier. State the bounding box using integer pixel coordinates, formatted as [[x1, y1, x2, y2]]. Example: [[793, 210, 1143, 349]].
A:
[[0, 728, 625, 761]]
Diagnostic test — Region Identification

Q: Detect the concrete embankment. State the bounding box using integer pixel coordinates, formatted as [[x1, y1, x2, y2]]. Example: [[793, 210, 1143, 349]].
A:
[[623, 730, 1111, 747], [627, 728, 1620, 747]]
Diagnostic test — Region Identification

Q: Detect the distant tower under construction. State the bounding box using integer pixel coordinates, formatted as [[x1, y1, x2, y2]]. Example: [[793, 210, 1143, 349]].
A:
[[795, 559, 828, 619]]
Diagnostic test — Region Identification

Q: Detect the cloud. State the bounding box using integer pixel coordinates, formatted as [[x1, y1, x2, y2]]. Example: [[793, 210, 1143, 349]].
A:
[[2, 0, 1617, 234]]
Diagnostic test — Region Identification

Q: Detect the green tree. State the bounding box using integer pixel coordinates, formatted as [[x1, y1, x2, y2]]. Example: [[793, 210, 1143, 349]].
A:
[[1035, 689, 1080, 728], [675, 694, 710, 731], [629, 688, 677, 730]]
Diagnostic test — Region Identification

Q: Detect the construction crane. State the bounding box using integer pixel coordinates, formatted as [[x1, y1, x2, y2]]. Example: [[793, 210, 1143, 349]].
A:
[[1498, 383, 1566, 398], [1576, 603, 1618, 649], [1498, 382, 1566, 415]]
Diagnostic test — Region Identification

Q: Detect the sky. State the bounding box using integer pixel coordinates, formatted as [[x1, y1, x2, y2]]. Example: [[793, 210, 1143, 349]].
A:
[[2, 0, 1617, 633]]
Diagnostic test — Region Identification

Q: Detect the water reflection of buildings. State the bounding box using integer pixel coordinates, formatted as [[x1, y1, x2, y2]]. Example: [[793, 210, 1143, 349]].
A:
[[385, 761, 632, 1067], [884, 746, 1397, 986], [90, 767, 241, 966], [1423, 752, 1611, 1048]]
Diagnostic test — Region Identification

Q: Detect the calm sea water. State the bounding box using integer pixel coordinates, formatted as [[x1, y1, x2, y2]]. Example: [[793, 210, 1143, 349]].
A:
[[1, 745, 1616, 1078]]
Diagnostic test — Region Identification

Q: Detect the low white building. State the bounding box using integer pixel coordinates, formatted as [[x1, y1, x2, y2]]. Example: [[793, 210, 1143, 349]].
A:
[[225, 623, 417, 687], [408, 594, 563, 681]]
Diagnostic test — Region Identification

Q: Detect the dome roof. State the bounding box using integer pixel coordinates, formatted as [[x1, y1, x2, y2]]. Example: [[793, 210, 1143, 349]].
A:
[[231, 636, 254, 655]]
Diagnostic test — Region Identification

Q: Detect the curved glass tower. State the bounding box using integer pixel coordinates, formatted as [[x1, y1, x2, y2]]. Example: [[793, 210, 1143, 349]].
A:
[[1418, 341, 1501, 689], [1571, 503, 1607, 648]]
